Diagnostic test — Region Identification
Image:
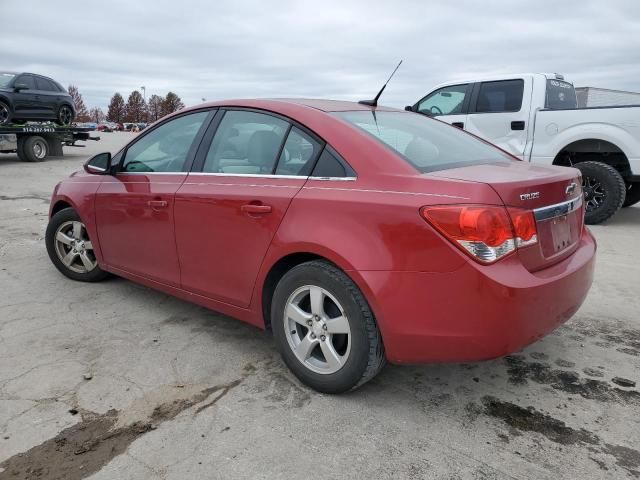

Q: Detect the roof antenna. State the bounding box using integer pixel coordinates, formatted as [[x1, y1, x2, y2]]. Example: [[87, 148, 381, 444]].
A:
[[358, 60, 403, 107]]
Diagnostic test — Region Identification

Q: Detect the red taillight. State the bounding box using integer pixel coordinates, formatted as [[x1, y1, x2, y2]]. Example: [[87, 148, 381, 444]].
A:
[[421, 205, 538, 264]]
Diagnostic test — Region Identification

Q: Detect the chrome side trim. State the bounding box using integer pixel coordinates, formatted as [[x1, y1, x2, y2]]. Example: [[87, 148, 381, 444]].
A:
[[308, 176, 357, 181], [115, 172, 358, 181], [304, 186, 469, 200], [533, 196, 583, 221]]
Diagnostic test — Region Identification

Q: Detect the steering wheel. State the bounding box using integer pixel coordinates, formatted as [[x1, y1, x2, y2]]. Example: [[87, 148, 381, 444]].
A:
[[430, 105, 443, 115]]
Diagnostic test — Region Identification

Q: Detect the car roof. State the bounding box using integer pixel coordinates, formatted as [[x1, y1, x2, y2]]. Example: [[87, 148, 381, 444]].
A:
[[199, 98, 401, 113]]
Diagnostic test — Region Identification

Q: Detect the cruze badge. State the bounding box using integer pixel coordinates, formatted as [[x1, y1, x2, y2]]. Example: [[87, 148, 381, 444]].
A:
[[565, 182, 578, 196], [520, 192, 540, 201]]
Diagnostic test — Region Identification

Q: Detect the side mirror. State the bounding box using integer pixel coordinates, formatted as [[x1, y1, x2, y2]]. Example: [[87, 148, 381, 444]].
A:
[[404, 105, 415, 112], [83, 152, 112, 175], [14, 83, 29, 92]]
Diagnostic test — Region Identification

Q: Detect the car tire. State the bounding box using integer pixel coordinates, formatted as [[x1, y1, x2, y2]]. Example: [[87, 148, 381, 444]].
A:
[[622, 182, 640, 208], [55, 104, 74, 126], [576, 161, 626, 225], [0, 100, 11, 125], [271, 260, 385, 393], [45, 208, 109, 282], [20, 136, 48, 162]]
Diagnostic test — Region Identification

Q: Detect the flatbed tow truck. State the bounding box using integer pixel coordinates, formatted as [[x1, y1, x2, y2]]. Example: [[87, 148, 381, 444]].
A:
[[0, 124, 100, 162]]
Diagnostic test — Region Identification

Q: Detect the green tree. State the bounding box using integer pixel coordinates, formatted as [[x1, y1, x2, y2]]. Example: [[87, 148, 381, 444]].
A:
[[125, 90, 146, 122], [106, 93, 126, 123], [68, 85, 90, 122], [161, 91, 184, 117]]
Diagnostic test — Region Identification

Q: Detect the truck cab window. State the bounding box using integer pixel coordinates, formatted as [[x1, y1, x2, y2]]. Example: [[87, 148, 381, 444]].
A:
[[475, 79, 524, 113]]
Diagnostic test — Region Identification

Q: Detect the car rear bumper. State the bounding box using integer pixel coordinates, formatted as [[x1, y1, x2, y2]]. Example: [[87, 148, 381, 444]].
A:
[[357, 228, 596, 364]]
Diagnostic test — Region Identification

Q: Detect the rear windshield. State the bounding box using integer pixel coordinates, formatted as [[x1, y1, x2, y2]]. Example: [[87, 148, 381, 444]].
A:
[[0, 73, 15, 88], [545, 79, 577, 109], [333, 111, 512, 173]]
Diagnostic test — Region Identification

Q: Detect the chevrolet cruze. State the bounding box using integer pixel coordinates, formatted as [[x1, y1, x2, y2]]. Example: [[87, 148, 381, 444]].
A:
[[45, 99, 596, 393]]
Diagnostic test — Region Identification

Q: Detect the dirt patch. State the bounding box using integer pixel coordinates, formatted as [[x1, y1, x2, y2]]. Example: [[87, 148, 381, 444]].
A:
[[503, 355, 640, 405], [482, 396, 640, 478], [0, 379, 243, 480]]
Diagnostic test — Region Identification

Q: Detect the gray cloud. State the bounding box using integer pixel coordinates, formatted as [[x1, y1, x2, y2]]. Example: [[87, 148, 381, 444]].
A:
[[2, 0, 639, 110]]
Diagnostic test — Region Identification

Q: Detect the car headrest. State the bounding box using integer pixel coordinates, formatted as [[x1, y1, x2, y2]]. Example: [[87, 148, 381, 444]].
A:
[[247, 130, 281, 169]]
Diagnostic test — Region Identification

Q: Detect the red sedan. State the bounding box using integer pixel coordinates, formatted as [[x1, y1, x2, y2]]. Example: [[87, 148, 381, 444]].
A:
[[45, 99, 596, 393]]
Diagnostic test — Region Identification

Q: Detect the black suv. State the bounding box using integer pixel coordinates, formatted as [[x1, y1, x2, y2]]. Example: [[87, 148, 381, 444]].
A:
[[0, 72, 75, 126]]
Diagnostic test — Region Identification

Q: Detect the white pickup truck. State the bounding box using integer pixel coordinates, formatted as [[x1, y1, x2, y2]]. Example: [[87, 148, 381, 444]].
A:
[[407, 73, 640, 224]]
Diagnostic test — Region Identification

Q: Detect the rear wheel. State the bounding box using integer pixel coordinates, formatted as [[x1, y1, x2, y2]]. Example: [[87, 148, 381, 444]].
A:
[[0, 100, 11, 125], [45, 208, 109, 282], [623, 182, 640, 208], [56, 105, 74, 126], [20, 136, 48, 162], [271, 260, 385, 393], [575, 161, 626, 224]]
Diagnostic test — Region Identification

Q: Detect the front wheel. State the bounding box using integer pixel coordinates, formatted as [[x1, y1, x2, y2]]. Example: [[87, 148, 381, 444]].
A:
[[45, 208, 109, 282], [575, 161, 626, 225], [271, 260, 385, 393], [0, 100, 11, 125]]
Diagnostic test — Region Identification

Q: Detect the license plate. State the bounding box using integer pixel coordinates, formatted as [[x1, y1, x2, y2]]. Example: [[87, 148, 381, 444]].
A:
[[551, 215, 572, 252]]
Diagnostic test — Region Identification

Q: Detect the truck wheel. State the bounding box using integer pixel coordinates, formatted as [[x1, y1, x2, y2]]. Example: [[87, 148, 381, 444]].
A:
[[623, 182, 640, 208], [20, 136, 49, 162], [576, 161, 626, 224], [0, 100, 11, 125]]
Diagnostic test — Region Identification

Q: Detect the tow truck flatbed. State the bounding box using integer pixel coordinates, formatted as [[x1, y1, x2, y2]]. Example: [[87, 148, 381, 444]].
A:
[[0, 123, 100, 162]]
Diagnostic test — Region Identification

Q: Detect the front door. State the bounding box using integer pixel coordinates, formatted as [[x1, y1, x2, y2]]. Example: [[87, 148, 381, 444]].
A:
[[464, 78, 532, 159], [12, 74, 37, 117], [175, 109, 323, 307], [414, 83, 471, 130], [95, 110, 211, 286]]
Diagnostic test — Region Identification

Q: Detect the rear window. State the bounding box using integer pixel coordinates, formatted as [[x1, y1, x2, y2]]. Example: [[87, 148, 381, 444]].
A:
[[334, 111, 512, 173], [545, 79, 577, 109]]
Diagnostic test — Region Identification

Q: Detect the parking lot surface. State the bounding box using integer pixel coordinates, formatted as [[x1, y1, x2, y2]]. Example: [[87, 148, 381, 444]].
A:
[[0, 133, 639, 479]]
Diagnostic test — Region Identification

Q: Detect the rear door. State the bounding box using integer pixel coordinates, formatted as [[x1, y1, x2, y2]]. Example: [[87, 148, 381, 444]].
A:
[[95, 110, 212, 286], [464, 78, 532, 159], [175, 109, 323, 307], [33, 76, 61, 115], [413, 83, 471, 129]]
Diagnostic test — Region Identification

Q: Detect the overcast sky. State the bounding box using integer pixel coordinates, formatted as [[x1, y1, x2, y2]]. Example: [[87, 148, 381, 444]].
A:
[[2, 0, 639, 111]]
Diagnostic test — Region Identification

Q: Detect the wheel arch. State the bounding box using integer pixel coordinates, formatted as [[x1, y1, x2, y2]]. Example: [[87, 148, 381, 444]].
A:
[[552, 137, 632, 178], [0, 93, 13, 107], [50, 199, 74, 217]]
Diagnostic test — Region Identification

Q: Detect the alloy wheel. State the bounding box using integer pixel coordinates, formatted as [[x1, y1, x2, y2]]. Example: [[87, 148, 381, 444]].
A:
[[0, 103, 9, 124], [59, 106, 73, 125], [54, 221, 97, 273], [283, 285, 351, 374], [582, 175, 606, 212]]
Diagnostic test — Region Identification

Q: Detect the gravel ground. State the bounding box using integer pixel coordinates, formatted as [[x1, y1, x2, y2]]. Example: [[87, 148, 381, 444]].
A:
[[0, 132, 639, 479]]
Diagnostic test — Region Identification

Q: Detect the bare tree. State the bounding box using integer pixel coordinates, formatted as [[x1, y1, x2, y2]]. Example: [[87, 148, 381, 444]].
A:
[[147, 94, 164, 122], [89, 107, 105, 124], [125, 90, 147, 123], [68, 85, 90, 122], [107, 93, 126, 123]]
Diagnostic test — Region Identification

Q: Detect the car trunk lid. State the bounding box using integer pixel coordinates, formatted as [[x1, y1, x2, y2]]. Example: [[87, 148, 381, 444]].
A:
[[429, 161, 584, 271]]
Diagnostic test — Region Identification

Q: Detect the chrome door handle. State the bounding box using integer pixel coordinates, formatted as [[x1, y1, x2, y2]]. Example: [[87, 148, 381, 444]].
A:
[[147, 200, 168, 208]]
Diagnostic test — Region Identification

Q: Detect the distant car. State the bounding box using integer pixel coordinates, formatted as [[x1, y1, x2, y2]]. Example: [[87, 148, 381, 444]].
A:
[[0, 72, 75, 126], [45, 98, 596, 393], [97, 123, 115, 132]]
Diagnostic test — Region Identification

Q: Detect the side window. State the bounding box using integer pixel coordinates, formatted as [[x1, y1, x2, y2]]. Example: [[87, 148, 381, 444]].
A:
[[16, 75, 35, 90], [475, 79, 524, 113], [274, 127, 322, 176], [122, 111, 209, 173], [203, 110, 288, 174], [311, 148, 353, 178], [35, 77, 56, 91], [417, 84, 468, 116]]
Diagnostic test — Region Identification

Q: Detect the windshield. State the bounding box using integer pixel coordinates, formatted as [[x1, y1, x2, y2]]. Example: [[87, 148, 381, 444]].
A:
[[545, 79, 577, 109], [0, 73, 15, 88], [333, 111, 512, 173]]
